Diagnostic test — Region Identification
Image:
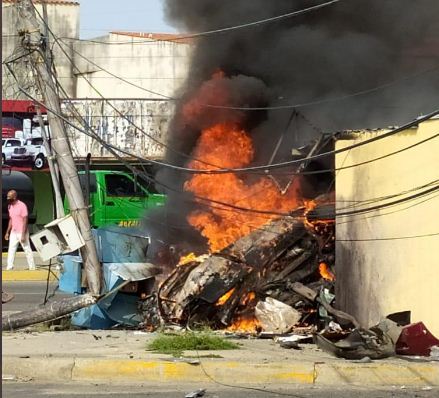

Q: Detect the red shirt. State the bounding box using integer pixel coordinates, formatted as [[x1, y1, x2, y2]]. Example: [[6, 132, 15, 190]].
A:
[[8, 200, 28, 233]]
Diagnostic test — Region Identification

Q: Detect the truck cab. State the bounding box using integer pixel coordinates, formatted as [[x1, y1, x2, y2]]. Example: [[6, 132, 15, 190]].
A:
[[64, 170, 165, 228], [2, 138, 24, 164], [10, 137, 47, 169]]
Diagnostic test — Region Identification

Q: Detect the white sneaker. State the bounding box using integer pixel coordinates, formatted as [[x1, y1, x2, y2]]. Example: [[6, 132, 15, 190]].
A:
[[6, 266, 14, 271], [29, 267, 36, 271]]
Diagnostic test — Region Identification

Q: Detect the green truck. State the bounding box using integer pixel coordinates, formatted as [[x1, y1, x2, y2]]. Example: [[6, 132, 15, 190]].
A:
[[3, 169, 164, 249], [65, 170, 166, 228]]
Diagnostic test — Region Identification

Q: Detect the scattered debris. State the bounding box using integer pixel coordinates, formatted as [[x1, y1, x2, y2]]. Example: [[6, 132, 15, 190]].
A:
[[255, 297, 301, 334], [276, 334, 313, 349], [185, 389, 206, 398], [2, 291, 15, 304], [396, 322, 439, 357], [279, 340, 301, 350], [315, 323, 395, 360]]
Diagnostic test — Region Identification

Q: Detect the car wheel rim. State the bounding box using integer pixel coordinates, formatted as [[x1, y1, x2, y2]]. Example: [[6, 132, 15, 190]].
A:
[[35, 158, 44, 168]]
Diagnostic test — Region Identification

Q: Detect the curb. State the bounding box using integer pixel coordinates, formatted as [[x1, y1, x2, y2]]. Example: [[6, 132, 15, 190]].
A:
[[2, 356, 439, 386], [2, 270, 58, 281]]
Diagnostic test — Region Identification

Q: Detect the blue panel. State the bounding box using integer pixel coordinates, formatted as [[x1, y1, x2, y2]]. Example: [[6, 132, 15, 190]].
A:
[[71, 304, 116, 329], [59, 255, 83, 294], [94, 226, 150, 263], [104, 293, 141, 326]]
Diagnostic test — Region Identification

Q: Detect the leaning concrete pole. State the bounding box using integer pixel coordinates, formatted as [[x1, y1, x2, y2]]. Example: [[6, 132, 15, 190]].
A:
[[17, 0, 101, 295]]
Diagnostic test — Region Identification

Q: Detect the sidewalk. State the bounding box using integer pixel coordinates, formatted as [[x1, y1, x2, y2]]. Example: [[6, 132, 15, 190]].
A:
[[2, 252, 59, 281], [2, 330, 438, 386]]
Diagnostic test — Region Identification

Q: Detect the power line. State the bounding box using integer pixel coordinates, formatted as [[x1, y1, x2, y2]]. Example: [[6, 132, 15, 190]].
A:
[[8, 8, 439, 221], [8, 55, 439, 222], [15, 66, 437, 222], [63, 39, 439, 113], [202, 65, 439, 111], [337, 232, 439, 242], [337, 190, 439, 226], [36, 20, 225, 171], [61, 0, 339, 46], [47, 36, 439, 177]]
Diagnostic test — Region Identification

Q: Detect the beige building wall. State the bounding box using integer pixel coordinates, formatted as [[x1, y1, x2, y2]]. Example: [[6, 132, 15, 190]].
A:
[[74, 32, 192, 99], [335, 117, 439, 336]]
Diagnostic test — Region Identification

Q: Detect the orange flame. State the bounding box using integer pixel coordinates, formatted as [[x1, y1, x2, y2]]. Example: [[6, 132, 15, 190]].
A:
[[177, 252, 197, 266], [184, 123, 302, 252], [242, 292, 256, 305], [319, 262, 335, 281], [215, 288, 236, 306], [226, 316, 261, 333]]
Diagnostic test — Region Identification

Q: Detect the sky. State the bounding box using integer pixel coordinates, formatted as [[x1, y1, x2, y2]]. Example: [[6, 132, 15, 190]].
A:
[[79, 0, 177, 39]]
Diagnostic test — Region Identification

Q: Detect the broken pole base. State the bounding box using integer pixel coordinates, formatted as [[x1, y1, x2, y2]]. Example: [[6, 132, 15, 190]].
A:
[[1, 294, 96, 331]]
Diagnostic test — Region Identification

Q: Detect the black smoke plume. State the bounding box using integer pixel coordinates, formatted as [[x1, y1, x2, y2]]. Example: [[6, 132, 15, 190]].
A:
[[145, 0, 439, 257]]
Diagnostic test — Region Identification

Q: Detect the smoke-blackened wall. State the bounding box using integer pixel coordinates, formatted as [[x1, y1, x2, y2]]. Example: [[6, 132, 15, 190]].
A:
[[145, 0, 439, 256]]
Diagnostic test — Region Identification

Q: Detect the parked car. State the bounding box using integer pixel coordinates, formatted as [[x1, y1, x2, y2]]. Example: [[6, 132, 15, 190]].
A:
[[10, 137, 47, 169], [2, 138, 24, 164]]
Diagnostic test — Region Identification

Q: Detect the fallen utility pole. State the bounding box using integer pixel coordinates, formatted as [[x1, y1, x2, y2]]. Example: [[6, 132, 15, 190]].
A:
[[17, 0, 101, 295], [2, 294, 96, 331]]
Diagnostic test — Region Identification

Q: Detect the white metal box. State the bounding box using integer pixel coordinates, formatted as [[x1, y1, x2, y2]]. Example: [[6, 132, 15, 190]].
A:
[[30, 215, 85, 261]]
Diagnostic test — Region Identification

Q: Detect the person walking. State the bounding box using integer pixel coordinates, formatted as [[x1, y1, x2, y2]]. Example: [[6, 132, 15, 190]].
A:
[[4, 190, 35, 270]]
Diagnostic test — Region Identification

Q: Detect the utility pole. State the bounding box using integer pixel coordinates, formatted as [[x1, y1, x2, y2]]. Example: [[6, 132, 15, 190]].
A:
[[17, 0, 101, 295], [35, 106, 65, 218], [38, 1, 64, 219]]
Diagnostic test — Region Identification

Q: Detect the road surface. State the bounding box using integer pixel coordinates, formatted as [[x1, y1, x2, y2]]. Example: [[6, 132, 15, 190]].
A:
[[2, 281, 71, 312], [2, 383, 436, 398]]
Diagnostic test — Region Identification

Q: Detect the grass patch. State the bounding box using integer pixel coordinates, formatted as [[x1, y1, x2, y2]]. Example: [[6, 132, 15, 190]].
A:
[[147, 332, 239, 357]]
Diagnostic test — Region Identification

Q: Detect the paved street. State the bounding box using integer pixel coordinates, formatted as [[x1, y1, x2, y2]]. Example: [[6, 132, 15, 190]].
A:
[[2, 281, 71, 312], [2, 383, 437, 398]]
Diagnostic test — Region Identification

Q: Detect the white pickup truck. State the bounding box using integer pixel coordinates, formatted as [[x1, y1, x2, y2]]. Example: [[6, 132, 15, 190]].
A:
[[10, 137, 47, 169], [2, 138, 24, 164]]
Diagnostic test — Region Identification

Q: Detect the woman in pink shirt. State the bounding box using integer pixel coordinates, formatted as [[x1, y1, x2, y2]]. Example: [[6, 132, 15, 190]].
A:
[[4, 190, 35, 270]]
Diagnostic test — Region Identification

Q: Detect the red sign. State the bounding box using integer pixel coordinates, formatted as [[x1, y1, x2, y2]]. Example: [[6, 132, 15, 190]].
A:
[[2, 126, 17, 138], [2, 99, 47, 115]]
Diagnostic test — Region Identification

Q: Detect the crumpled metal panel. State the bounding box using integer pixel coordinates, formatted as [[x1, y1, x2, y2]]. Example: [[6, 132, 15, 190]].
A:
[[107, 262, 160, 282]]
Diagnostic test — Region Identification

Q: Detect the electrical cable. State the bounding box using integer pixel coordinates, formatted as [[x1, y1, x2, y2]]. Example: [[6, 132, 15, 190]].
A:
[[194, 349, 307, 398], [335, 178, 439, 211], [337, 232, 439, 242], [337, 190, 439, 226], [203, 65, 439, 111], [7, 34, 439, 221], [60, 0, 339, 46], [9, 66, 439, 221], [36, 31, 439, 177], [43, 258, 52, 305], [40, 15, 439, 177], [42, 23, 228, 172], [60, 38, 439, 114], [37, 37, 439, 178]]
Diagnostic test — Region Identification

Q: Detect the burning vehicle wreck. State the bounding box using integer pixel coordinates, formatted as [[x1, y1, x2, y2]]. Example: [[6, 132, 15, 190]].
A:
[[140, 206, 336, 333]]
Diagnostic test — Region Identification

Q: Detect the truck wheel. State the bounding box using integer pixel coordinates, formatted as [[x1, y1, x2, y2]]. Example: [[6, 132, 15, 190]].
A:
[[34, 154, 46, 170]]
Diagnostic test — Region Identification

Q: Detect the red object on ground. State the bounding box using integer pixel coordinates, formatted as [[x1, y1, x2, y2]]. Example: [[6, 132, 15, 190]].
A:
[[396, 322, 439, 356]]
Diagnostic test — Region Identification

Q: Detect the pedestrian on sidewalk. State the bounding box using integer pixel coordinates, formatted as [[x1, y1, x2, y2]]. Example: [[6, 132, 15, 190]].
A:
[[4, 190, 35, 270]]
